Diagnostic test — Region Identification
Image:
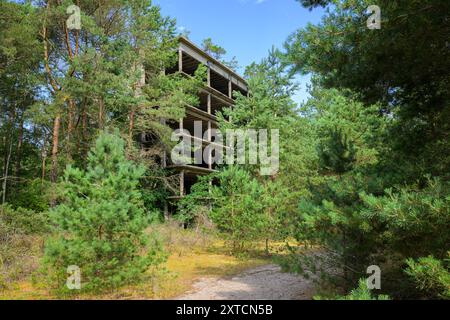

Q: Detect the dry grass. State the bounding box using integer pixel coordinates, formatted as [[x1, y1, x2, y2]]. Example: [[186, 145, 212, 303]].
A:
[[0, 221, 273, 300], [0, 234, 44, 291]]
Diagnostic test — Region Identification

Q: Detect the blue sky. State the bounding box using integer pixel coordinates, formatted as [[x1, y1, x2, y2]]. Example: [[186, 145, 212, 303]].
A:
[[153, 0, 325, 104]]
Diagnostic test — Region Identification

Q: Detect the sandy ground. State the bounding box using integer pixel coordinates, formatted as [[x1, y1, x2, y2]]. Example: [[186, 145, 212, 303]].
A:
[[177, 264, 315, 300]]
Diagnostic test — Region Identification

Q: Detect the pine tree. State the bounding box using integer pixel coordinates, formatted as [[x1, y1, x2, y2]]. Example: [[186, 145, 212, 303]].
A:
[[0, 1, 42, 204], [317, 128, 356, 175], [35, 0, 203, 186], [209, 166, 265, 252], [44, 131, 165, 292], [201, 38, 239, 71], [201, 38, 226, 60]]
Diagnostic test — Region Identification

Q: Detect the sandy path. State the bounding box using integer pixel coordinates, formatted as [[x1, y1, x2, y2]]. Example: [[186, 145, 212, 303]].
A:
[[177, 264, 315, 300]]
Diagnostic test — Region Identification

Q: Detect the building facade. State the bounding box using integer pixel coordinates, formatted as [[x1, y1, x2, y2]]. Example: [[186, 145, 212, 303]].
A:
[[163, 37, 248, 215]]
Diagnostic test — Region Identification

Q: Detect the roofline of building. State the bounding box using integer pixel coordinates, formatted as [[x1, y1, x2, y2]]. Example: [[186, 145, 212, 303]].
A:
[[167, 164, 218, 175], [179, 36, 248, 86]]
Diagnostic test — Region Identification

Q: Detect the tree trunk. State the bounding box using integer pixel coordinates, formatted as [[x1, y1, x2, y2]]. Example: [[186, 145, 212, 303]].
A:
[[2, 136, 8, 178], [2, 135, 14, 205], [129, 108, 135, 143], [98, 98, 104, 130], [67, 100, 75, 161], [15, 117, 24, 179], [2, 109, 16, 204], [343, 229, 348, 283], [50, 114, 61, 183], [41, 130, 47, 182], [128, 61, 144, 147], [81, 99, 88, 159]]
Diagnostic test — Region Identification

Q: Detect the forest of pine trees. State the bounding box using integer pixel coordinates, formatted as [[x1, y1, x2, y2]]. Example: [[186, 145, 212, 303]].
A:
[[0, 0, 448, 300]]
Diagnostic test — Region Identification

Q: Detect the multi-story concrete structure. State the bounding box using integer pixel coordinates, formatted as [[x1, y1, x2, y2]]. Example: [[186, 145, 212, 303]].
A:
[[163, 37, 248, 214]]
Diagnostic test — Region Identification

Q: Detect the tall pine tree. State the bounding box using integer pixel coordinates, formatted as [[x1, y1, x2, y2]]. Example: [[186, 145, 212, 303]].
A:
[[44, 131, 165, 292]]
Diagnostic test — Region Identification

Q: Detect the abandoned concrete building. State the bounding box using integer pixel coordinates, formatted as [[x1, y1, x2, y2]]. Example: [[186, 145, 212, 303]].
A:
[[161, 37, 248, 214]]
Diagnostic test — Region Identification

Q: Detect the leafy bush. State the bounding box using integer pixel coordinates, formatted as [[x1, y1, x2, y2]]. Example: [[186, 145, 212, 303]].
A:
[[44, 131, 166, 292]]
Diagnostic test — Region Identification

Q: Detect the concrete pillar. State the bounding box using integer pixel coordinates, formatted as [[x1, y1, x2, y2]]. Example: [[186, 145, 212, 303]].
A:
[[178, 48, 183, 72], [207, 93, 211, 115], [208, 121, 213, 170], [208, 121, 212, 142]]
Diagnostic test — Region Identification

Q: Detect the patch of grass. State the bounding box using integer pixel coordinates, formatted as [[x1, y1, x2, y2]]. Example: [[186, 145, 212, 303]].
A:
[[0, 222, 274, 300]]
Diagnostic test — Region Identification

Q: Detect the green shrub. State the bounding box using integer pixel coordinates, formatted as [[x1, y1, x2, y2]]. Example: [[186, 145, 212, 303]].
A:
[[315, 278, 390, 300], [338, 279, 390, 300], [405, 255, 450, 299], [43, 131, 166, 293], [208, 167, 266, 252], [11, 179, 51, 212], [0, 205, 46, 289], [0, 205, 49, 235], [179, 167, 289, 254], [177, 175, 212, 225], [291, 176, 450, 298]]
